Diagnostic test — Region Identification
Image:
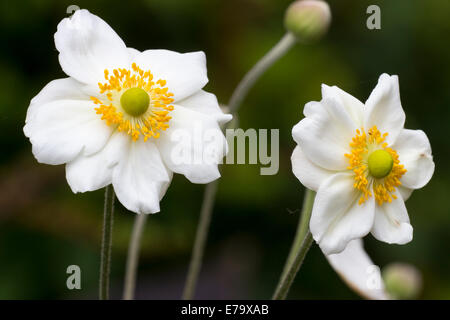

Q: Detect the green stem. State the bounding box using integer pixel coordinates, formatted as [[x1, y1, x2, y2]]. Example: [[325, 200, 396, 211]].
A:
[[181, 32, 297, 300], [280, 189, 315, 279], [182, 180, 219, 300], [228, 32, 297, 113], [123, 213, 148, 300], [272, 189, 315, 300], [99, 185, 115, 300]]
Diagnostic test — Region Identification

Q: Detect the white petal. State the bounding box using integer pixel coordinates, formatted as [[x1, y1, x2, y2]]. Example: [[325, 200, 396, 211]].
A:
[[292, 98, 356, 171], [364, 74, 405, 145], [291, 146, 335, 191], [176, 90, 232, 125], [24, 79, 112, 165], [27, 78, 94, 120], [303, 100, 326, 118], [371, 194, 413, 245], [326, 239, 389, 300], [112, 139, 172, 214], [321, 84, 364, 127], [54, 9, 130, 85], [127, 47, 140, 60], [156, 105, 227, 184], [310, 172, 375, 255], [66, 132, 129, 193], [132, 49, 208, 102], [392, 129, 434, 189], [398, 186, 413, 201], [25, 77, 95, 126]]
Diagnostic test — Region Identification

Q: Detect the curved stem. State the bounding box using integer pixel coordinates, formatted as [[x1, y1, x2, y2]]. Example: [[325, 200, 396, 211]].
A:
[[123, 214, 148, 300], [228, 32, 297, 113], [181, 32, 297, 300], [182, 180, 219, 300], [272, 189, 315, 300], [99, 185, 115, 300]]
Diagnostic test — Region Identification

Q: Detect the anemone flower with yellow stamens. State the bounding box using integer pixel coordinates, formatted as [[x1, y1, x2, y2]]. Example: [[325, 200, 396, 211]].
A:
[[291, 74, 434, 255], [24, 9, 231, 214]]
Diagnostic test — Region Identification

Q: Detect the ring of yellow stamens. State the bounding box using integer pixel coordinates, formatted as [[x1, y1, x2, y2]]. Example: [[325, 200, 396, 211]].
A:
[[90, 63, 174, 141], [345, 126, 407, 206]]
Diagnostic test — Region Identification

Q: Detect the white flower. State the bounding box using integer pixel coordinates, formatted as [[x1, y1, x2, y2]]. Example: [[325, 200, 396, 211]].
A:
[[291, 74, 434, 254], [24, 9, 231, 214], [326, 239, 389, 300]]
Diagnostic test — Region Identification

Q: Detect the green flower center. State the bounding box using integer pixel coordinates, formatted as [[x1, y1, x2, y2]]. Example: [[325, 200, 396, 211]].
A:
[[120, 87, 150, 117], [368, 149, 394, 179]]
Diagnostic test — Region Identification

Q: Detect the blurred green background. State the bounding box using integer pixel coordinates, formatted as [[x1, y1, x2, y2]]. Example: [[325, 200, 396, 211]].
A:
[[0, 0, 449, 299]]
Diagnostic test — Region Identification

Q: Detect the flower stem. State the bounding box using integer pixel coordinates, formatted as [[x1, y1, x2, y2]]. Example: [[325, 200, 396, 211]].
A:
[[99, 185, 115, 300], [183, 33, 296, 300], [123, 213, 148, 300], [228, 32, 297, 113], [182, 180, 219, 300], [181, 32, 297, 300], [280, 189, 315, 279], [272, 189, 315, 300]]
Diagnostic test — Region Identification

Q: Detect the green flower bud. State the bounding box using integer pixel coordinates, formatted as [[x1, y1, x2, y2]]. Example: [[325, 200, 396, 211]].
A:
[[284, 0, 331, 43], [383, 263, 423, 300]]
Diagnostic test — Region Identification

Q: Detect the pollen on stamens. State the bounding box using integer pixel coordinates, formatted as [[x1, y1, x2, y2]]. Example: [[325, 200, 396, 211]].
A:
[[345, 126, 407, 206], [91, 64, 175, 142]]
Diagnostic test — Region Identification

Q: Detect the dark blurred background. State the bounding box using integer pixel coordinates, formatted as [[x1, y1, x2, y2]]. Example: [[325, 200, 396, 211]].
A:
[[0, 0, 449, 299]]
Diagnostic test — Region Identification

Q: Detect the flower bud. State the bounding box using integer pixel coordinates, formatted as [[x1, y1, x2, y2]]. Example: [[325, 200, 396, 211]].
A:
[[382, 263, 423, 299], [284, 0, 331, 43]]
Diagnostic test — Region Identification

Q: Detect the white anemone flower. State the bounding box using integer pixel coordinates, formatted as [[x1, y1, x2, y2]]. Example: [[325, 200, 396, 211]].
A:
[[292, 74, 434, 254], [326, 239, 389, 300], [24, 9, 231, 214]]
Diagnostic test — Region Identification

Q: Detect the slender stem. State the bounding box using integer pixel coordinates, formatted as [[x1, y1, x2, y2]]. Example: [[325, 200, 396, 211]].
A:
[[228, 32, 297, 113], [99, 185, 115, 300], [182, 180, 219, 300], [272, 189, 315, 300], [123, 213, 148, 300], [181, 32, 297, 300], [280, 189, 315, 280], [272, 232, 313, 300]]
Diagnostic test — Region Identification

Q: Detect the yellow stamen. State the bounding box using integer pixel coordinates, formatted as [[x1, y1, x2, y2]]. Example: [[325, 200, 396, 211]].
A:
[[344, 126, 407, 206], [91, 64, 175, 141]]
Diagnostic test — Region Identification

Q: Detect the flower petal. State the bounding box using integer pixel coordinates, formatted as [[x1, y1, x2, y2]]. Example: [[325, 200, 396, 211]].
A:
[[291, 146, 335, 191], [292, 98, 357, 171], [54, 9, 130, 85], [398, 186, 413, 201], [66, 132, 129, 193], [112, 139, 172, 214], [127, 47, 140, 60], [321, 84, 364, 127], [371, 194, 412, 245], [156, 105, 227, 184], [392, 129, 434, 189], [24, 79, 112, 165], [176, 90, 232, 125], [132, 49, 208, 102], [27, 78, 94, 120], [310, 172, 375, 255], [326, 239, 389, 300], [364, 74, 405, 145]]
